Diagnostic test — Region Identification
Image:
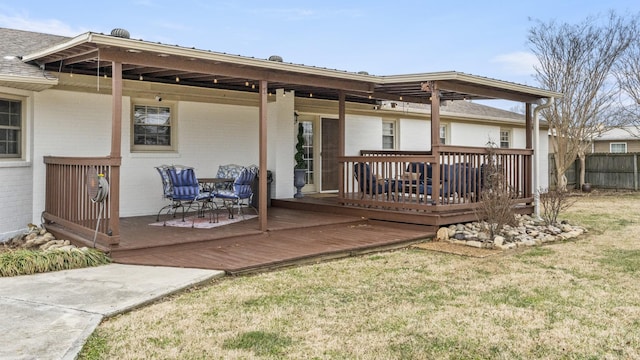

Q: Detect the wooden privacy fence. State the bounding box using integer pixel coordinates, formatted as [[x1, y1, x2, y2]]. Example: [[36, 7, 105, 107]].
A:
[[43, 156, 121, 245], [549, 153, 640, 190]]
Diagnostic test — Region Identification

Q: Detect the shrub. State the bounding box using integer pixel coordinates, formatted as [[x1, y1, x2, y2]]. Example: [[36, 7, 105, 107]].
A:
[[475, 143, 518, 238], [0, 248, 111, 277], [539, 187, 575, 225]]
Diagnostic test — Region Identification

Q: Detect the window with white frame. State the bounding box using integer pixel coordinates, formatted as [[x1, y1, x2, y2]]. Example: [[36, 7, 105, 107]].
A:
[[439, 124, 448, 145], [382, 120, 396, 149], [500, 129, 511, 148], [610, 142, 627, 153], [0, 97, 22, 158], [132, 102, 175, 151]]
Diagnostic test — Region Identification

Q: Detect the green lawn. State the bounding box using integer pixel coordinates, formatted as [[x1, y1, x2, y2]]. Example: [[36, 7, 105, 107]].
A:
[[80, 192, 640, 359]]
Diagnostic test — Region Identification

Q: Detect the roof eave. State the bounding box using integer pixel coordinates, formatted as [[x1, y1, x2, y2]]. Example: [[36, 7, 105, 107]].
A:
[[23, 32, 378, 83], [0, 74, 58, 91], [21, 32, 93, 64], [380, 71, 563, 100]]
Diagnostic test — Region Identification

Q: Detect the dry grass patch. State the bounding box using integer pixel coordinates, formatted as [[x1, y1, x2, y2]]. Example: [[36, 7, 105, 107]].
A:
[[80, 193, 640, 359]]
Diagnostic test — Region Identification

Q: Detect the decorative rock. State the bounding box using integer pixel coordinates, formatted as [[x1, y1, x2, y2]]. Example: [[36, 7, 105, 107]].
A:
[[435, 227, 449, 241], [466, 240, 483, 248], [2, 224, 86, 254], [433, 216, 586, 252]]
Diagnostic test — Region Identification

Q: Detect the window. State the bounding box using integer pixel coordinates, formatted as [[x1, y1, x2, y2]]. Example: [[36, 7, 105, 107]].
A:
[[382, 120, 396, 149], [0, 98, 22, 158], [301, 121, 314, 185], [500, 129, 511, 148], [610, 142, 627, 153], [439, 124, 448, 145], [132, 103, 174, 151]]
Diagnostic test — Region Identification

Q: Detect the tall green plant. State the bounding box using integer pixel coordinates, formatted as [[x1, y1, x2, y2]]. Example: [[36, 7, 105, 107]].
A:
[[295, 122, 306, 169]]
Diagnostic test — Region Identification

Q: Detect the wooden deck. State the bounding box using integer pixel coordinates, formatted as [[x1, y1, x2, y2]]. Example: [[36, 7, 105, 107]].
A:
[[273, 195, 534, 227], [106, 206, 435, 275]]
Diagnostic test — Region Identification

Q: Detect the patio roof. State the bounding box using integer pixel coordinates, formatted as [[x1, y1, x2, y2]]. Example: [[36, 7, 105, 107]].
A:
[[21, 31, 561, 104]]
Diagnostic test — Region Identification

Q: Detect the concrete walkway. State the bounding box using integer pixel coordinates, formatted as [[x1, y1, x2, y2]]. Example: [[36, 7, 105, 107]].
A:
[[0, 264, 224, 360]]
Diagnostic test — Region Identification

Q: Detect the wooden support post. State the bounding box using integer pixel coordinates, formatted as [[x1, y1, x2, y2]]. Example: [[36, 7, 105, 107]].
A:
[[109, 61, 122, 239], [338, 90, 346, 196], [430, 81, 441, 203], [525, 103, 533, 197], [634, 154, 638, 191], [259, 80, 268, 231]]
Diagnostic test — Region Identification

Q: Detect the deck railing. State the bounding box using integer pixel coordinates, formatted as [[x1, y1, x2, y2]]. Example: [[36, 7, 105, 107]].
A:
[[339, 146, 533, 213], [43, 156, 121, 245]]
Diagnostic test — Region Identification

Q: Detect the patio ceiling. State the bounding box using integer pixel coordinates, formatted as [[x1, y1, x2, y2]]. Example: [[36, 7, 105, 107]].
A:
[[22, 32, 561, 104]]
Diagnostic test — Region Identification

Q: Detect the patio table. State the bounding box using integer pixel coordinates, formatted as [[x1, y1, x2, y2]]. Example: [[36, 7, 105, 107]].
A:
[[198, 178, 234, 192]]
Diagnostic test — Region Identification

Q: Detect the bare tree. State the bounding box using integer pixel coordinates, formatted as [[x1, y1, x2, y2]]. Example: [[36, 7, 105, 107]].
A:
[[615, 24, 640, 124], [528, 12, 638, 189]]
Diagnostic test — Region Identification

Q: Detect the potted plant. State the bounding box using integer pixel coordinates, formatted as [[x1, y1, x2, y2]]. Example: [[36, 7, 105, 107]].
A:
[[294, 122, 306, 198]]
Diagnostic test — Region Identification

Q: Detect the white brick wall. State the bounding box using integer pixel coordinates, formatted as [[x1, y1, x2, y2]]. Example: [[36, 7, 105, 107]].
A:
[[0, 164, 33, 240]]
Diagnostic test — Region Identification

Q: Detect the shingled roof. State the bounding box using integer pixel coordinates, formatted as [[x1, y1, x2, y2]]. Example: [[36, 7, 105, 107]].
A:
[[0, 28, 68, 90]]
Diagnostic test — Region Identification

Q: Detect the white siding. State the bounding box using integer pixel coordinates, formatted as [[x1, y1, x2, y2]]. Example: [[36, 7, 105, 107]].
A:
[[271, 90, 295, 198], [511, 128, 526, 149], [451, 122, 500, 147], [398, 118, 430, 150], [345, 115, 381, 155], [32, 91, 113, 221], [538, 128, 550, 189], [0, 165, 33, 240], [0, 86, 34, 239]]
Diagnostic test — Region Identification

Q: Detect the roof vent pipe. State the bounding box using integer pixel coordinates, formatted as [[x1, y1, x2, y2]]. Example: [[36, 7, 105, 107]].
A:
[[110, 28, 130, 39]]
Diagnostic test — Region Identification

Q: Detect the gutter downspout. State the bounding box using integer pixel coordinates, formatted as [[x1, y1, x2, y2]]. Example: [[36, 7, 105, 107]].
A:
[[533, 97, 555, 219]]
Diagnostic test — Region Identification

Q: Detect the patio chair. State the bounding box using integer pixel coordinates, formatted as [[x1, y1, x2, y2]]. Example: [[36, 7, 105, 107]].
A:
[[163, 166, 217, 227], [155, 164, 181, 221], [353, 162, 392, 199], [213, 166, 257, 219]]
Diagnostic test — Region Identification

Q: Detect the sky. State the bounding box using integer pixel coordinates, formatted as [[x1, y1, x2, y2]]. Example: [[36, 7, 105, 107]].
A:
[[1, 0, 639, 109]]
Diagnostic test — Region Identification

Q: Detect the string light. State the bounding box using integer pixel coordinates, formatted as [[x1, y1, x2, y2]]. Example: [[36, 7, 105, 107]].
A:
[[309, 93, 313, 98], [213, 78, 218, 84], [175, 76, 180, 82], [245, 81, 249, 87], [139, 75, 143, 81]]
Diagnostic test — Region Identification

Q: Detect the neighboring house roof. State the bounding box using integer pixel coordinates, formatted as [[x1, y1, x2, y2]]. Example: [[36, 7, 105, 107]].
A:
[[15, 28, 560, 104], [443, 100, 522, 121], [594, 127, 640, 141], [0, 28, 68, 91], [380, 99, 546, 127]]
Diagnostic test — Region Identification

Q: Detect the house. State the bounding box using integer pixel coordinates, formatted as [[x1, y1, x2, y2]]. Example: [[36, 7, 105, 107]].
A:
[[0, 27, 559, 246], [591, 126, 640, 153]]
